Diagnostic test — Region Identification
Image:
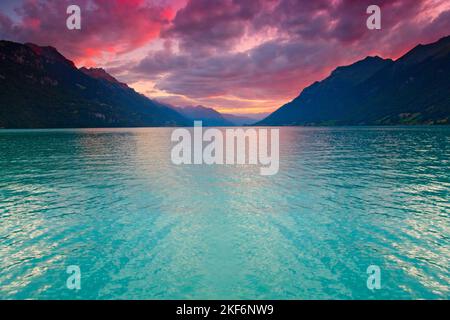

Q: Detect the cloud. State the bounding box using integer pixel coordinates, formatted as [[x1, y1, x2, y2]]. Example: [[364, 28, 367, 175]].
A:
[[144, 39, 339, 101], [0, 0, 175, 66], [162, 0, 271, 55], [127, 0, 450, 112], [132, 41, 190, 77]]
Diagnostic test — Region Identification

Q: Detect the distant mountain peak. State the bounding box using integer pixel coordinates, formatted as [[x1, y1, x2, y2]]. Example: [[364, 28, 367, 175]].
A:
[[180, 105, 217, 113], [330, 55, 391, 78], [397, 34, 450, 65], [176, 105, 234, 126], [79, 67, 129, 89], [362, 55, 384, 61], [24, 42, 75, 68]]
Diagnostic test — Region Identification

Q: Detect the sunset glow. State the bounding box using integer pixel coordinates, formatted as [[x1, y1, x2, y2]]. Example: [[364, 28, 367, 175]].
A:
[[1, 0, 449, 115]]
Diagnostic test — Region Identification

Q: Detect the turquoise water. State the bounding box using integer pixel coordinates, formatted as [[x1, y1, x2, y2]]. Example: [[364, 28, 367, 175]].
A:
[[0, 127, 449, 299]]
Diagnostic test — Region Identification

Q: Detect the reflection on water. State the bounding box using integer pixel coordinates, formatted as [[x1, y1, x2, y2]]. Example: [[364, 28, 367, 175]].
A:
[[0, 127, 449, 299]]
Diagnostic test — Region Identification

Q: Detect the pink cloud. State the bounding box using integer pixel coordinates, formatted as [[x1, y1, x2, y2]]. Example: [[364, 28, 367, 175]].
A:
[[144, 0, 450, 112], [1, 0, 175, 66]]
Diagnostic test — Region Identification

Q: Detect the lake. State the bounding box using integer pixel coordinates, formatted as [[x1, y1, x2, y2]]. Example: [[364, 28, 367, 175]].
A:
[[0, 127, 449, 299]]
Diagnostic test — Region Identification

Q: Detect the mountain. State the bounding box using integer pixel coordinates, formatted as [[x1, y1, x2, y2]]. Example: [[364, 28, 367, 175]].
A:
[[221, 113, 258, 126], [176, 105, 234, 126], [79, 67, 129, 90], [258, 36, 450, 126], [176, 105, 261, 126], [0, 41, 189, 128]]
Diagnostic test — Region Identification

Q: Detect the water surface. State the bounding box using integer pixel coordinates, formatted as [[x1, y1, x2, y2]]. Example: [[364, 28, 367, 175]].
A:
[[0, 127, 449, 299]]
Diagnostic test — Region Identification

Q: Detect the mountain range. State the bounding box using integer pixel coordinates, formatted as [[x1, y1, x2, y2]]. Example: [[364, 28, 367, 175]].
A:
[[175, 105, 257, 126], [0, 41, 189, 128], [258, 35, 450, 126], [1, 36, 449, 128], [0, 40, 257, 128]]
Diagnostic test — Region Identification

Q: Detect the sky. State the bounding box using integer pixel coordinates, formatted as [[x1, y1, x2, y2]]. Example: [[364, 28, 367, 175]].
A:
[[0, 0, 449, 116]]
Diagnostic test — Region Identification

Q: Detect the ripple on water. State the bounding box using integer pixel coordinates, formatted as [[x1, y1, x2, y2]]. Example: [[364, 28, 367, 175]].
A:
[[0, 127, 449, 299]]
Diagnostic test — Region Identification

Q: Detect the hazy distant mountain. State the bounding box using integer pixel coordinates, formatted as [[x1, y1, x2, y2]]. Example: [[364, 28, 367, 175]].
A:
[[221, 113, 258, 126], [176, 105, 261, 126], [176, 105, 235, 126], [0, 41, 189, 128], [258, 36, 450, 126]]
